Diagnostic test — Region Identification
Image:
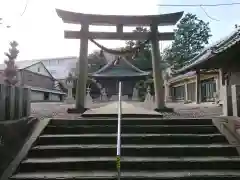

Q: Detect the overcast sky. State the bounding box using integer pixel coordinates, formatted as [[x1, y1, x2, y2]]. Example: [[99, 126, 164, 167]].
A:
[[0, 0, 239, 62]]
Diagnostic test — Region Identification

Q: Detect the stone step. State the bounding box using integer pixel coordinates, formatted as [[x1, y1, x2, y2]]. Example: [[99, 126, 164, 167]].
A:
[[17, 157, 240, 173], [49, 118, 214, 126], [36, 134, 227, 145], [10, 171, 240, 180], [9, 117, 239, 180], [44, 125, 219, 134], [28, 144, 239, 158]]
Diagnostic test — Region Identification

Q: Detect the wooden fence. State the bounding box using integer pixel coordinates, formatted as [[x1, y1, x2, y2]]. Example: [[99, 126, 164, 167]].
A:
[[0, 84, 31, 121]]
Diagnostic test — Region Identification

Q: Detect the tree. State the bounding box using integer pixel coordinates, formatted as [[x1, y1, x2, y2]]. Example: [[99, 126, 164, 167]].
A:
[[163, 13, 211, 70], [4, 41, 19, 85], [125, 27, 152, 71], [87, 50, 106, 73]]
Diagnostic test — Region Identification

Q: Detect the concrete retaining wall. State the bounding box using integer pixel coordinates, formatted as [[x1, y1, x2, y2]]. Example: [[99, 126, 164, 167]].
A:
[[0, 117, 38, 176]]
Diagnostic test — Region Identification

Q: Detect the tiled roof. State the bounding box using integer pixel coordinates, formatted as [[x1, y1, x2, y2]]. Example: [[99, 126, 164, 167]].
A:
[[176, 27, 240, 74], [90, 57, 150, 78], [168, 71, 196, 83]]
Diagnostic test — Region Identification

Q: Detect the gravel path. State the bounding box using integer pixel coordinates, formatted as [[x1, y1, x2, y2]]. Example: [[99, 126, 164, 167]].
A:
[[31, 101, 222, 120]]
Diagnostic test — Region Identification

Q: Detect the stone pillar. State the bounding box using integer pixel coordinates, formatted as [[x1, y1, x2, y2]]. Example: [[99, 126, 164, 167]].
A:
[[214, 77, 220, 103], [17, 86, 23, 119], [164, 81, 170, 102], [24, 88, 31, 117], [220, 68, 232, 116], [9, 86, 15, 120], [215, 77, 220, 93], [101, 88, 108, 101], [195, 70, 200, 104], [184, 83, 188, 102], [150, 24, 165, 110], [85, 87, 93, 108], [0, 84, 6, 120], [222, 83, 232, 116], [132, 87, 139, 101], [219, 68, 224, 105], [231, 84, 240, 117], [144, 86, 154, 109], [68, 86, 73, 99], [75, 23, 89, 111], [65, 79, 74, 104]]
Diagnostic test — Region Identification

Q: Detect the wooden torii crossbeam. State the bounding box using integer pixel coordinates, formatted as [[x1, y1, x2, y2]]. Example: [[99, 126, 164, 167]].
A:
[[56, 9, 183, 112]]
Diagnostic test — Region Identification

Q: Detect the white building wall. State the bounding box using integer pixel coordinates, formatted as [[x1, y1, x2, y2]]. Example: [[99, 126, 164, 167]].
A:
[[26, 63, 51, 77], [42, 58, 77, 80]]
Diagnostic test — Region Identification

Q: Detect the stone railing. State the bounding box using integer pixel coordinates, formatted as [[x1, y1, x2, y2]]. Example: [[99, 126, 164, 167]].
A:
[[0, 84, 31, 121], [212, 116, 240, 154]]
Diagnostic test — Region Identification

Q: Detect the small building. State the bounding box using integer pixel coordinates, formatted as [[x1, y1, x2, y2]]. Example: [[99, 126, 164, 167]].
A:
[[0, 60, 65, 102], [169, 27, 240, 115], [167, 70, 218, 103], [17, 56, 78, 89], [89, 56, 150, 98]]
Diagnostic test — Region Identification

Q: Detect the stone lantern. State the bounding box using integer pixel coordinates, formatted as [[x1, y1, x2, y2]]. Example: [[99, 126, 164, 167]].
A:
[[65, 72, 75, 104]]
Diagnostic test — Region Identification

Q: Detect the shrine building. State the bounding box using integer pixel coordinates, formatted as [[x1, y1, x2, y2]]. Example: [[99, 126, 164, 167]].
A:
[[166, 27, 240, 116], [89, 56, 150, 98]]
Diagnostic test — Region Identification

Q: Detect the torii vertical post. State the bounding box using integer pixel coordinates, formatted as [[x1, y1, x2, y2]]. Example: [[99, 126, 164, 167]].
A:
[[76, 23, 89, 110], [150, 24, 165, 110]]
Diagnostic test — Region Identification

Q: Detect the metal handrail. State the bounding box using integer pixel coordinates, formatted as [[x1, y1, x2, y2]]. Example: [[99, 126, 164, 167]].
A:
[[116, 81, 122, 180]]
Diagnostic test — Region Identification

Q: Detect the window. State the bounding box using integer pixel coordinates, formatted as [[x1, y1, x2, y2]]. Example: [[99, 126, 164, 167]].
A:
[[201, 78, 216, 102], [37, 67, 41, 72], [172, 85, 185, 100]]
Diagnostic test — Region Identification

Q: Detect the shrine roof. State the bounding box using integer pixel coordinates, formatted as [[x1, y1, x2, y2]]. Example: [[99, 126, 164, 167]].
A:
[[176, 27, 240, 74], [56, 9, 183, 26], [89, 57, 150, 78]]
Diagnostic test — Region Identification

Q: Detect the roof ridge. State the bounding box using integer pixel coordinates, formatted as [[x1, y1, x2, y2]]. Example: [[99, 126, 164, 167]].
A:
[[190, 27, 240, 62], [92, 57, 116, 74], [121, 57, 148, 73], [90, 56, 150, 77], [92, 56, 148, 75]]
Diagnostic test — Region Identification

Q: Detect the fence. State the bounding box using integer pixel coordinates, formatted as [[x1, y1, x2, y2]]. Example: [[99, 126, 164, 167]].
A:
[[0, 84, 31, 121]]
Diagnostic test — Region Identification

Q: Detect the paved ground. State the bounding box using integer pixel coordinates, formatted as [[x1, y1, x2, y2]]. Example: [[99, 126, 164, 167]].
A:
[[31, 101, 222, 120], [83, 101, 161, 116]]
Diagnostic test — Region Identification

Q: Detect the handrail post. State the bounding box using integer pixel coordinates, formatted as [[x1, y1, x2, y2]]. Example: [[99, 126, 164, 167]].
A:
[[116, 81, 122, 180]]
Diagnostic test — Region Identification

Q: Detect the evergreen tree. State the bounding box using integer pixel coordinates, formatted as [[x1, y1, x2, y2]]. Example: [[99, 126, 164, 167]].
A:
[[163, 13, 211, 70], [4, 41, 19, 86]]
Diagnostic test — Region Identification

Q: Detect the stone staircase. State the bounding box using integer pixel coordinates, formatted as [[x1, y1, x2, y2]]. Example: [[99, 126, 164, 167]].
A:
[[9, 118, 240, 179]]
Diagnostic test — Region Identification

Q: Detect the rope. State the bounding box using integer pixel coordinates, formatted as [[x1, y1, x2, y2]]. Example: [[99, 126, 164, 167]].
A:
[[89, 38, 150, 56]]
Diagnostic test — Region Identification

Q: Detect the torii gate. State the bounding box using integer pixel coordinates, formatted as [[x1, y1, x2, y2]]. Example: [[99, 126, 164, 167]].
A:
[[56, 9, 183, 112]]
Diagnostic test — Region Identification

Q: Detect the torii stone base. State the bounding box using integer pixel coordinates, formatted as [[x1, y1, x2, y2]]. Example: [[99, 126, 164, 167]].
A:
[[154, 107, 174, 113], [67, 106, 88, 114]]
